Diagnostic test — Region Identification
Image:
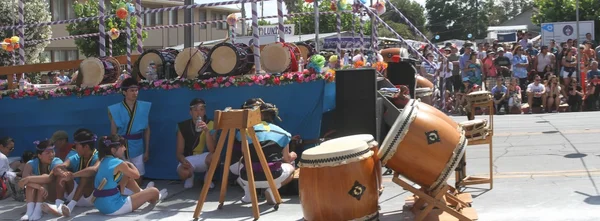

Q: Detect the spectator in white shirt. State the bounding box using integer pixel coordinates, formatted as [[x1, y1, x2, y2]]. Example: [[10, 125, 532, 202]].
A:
[[0, 137, 16, 181], [527, 75, 547, 114]]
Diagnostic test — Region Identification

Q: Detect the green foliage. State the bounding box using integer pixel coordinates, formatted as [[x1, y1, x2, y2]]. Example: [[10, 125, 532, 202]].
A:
[[287, 2, 372, 36], [486, 0, 533, 26], [377, 21, 415, 40], [381, 0, 427, 33], [283, 0, 304, 13], [0, 0, 52, 66], [532, 0, 600, 37], [67, 0, 147, 58]]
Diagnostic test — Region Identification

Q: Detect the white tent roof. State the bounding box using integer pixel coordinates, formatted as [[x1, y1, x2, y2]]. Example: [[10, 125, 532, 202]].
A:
[[487, 25, 528, 32]]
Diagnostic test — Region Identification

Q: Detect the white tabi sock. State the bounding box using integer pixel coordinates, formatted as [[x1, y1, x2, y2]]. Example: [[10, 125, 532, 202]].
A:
[[123, 188, 134, 196], [145, 181, 155, 189], [184, 173, 194, 189], [30, 202, 43, 220], [55, 199, 64, 211], [67, 200, 77, 212], [20, 202, 35, 220]]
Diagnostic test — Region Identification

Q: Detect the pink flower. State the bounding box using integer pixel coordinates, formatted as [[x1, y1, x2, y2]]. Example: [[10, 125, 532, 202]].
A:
[[260, 80, 266, 85], [154, 81, 161, 87], [285, 73, 293, 79], [264, 74, 271, 79], [228, 77, 235, 83], [161, 85, 169, 90], [207, 78, 215, 83], [298, 74, 305, 81], [213, 83, 219, 88], [257, 75, 264, 81], [304, 77, 310, 82], [224, 82, 231, 87], [310, 74, 317, 80], [173, 84, 180, 88]]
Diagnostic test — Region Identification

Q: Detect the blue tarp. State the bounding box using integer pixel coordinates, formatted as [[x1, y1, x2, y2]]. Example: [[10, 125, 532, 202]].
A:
[[0, 80, 336, 180]]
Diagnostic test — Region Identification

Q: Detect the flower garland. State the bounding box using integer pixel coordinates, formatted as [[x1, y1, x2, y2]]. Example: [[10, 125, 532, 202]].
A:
[[0, 71, 335, 100]]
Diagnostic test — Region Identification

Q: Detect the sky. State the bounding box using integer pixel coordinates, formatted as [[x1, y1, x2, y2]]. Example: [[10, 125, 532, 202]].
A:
[[199, 0, 427, 23]]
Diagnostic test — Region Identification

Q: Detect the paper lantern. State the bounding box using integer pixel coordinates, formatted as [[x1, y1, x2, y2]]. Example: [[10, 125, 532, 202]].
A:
[[226, 14, 237, 26], [10, 36, 20, 44], [127, 3, 135, 13], [116, 7, 128, 19], [372, 0, 385, 15], [110, 28, 120, 40], [305, 0, 314, 3]]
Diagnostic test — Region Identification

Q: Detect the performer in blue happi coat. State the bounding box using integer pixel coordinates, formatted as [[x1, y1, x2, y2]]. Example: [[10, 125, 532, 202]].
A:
[[17, 140, 63, 221], [230, 98, 297, 205], [85, 135, 166, 216], [108, 78, 151, 185]]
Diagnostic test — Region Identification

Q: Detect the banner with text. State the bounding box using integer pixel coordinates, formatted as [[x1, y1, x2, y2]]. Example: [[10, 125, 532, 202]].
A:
[[258, 24, 295, 36]]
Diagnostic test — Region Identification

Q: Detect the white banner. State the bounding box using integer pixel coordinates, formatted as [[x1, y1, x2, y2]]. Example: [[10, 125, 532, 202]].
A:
[[541, 21, 595, 46], [257, 24, 295, 36]]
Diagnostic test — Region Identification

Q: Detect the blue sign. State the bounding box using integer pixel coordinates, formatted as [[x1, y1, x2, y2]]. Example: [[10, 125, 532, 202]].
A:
[[542, 24, 554, 32]]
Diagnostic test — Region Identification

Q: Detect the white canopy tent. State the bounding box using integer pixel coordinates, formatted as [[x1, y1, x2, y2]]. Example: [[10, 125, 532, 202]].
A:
[[487, 25, 528, 42]]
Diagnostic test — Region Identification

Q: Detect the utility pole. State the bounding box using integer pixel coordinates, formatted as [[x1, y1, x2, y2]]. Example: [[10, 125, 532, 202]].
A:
[[184, 0, 194, 48]]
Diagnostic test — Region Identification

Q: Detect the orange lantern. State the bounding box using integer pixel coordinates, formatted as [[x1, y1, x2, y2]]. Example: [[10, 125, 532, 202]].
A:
[[116, 7, 128, 19]]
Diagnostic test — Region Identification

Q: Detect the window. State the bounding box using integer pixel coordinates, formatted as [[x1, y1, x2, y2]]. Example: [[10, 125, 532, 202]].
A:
[[52, 51, 66, 62], [52, 0, 66, 21], [212, 13, 218, 28], [169, 10, 178, 25], [156, 11, 163, 25], [67, 50, 79, 61], [143, 7, 163, 26], [199, 11, 207, 29], [66, 1, 75, 19], [221, 14, 228, 30]]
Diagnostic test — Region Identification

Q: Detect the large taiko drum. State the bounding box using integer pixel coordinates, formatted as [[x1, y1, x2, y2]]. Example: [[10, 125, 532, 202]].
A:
[[260, 42, 301, 73], [405, 99, 459, 131], [378, 105, 467, 194], [299, 140, 379, 221], [77, 57, 120, 87], [295, 42, 316, 61], [174, 47, 211, 79], [320, 134, 383, 194], [209, 43, 254, 76], [137, 49, 179, 80], [416, 75, 434, 89]]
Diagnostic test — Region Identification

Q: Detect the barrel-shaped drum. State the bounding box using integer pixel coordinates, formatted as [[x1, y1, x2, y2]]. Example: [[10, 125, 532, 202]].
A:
[[299, 140, 379, 221], [77, 57, 120, 87], [260, 42, 301, 73], [209, 43, 254, 76], [137, 49, 179, 79], [378, 105, 467, 194], [174, 47, 211, 79], [295, 42, 316, 61]]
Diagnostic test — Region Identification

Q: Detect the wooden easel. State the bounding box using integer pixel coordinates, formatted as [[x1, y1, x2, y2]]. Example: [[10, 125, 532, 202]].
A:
[[394, 173, 478, 221], [192, 108, 282, 220], [456, 101, 494, 190]]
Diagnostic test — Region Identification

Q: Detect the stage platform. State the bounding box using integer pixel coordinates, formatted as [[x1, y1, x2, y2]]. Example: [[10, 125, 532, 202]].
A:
[[2, 111, 600, 220], [0, 79, 335, 180]]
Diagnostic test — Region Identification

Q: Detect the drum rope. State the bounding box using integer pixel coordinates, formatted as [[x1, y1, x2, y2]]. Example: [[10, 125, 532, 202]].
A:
[[126, 16, 132, 74], [336, 10, 342, 56], [251, 0, 261, 74], [358, 10, 365, 51], [17, 0, 25, 66], [277, 0, 285, 43], [98, 0, 106, 57], [108, 38, 113, 57], [135, 0, 143, 54]]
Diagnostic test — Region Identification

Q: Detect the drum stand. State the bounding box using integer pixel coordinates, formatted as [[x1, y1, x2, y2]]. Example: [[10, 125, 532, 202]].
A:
[[393, 173, 478, 221], [456, 101, 494, 190], [193, 108, 282, 221]]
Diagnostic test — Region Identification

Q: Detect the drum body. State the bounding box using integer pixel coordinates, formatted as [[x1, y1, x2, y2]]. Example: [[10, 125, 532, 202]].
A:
[[407, 99, 459, 131], [260, 42, 301, 73], [467, 91, 492, 106], [174, 47, 211, 79], [416, 75, 434, 89], [299, 140, 379, 221], [295, 42, 316, 61], [77, 57, 120, 87], [137, 49, 179, 79], [209, 43, 254, 76], [415, 87, 433, 105], [378, 105, 467, 193], [459, 119, 490, 140]]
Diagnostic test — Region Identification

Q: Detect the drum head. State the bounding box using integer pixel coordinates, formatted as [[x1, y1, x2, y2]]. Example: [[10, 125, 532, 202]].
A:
[[175, 47, 206, 79], [300, 140, 371, 168], [459, 119, 486, 128], [321, 134, 376, 147], [210, 44, 237, 75], [78, 57, 105, 88], [261, 43, 291, 73], [297, 45, 310, 60], [138, 50, 163, 79]]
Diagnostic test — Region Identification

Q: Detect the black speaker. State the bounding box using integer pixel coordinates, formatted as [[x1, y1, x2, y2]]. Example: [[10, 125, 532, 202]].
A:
[[386, 61, 417, 98], [335, 68, 378, 138]]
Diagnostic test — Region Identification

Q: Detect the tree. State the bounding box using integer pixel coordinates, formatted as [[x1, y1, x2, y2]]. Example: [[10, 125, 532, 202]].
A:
[[425, 0, 488, 40], [0, 0, 52, 67], [287, 2, 372, 36], [377, 21, 415, 40], [485, 0, 533, 26], [67, 0, 147, 58], [283, 0, 303, 14], [532, 0, 600, 37], [381, 0, 427, 35]]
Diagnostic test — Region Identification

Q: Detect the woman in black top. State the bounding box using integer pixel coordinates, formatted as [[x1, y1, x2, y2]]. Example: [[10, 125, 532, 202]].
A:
[[566, 77, 583, 112]]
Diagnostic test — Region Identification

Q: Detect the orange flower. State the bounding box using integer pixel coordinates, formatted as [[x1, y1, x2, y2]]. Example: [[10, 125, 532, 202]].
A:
[[353, 60, 364, 68]]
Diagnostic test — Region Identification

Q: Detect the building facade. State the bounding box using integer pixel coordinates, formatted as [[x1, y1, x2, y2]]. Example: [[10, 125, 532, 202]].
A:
[[44, 0, 240, 62]]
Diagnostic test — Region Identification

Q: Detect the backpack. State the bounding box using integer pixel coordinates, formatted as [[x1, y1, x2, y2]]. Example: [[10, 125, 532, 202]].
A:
[[0, 176, 7, 199]]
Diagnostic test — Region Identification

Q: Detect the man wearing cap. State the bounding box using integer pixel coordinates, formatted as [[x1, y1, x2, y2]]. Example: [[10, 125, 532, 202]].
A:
[[108, 78, 151, 185], [494, 47, 512, 85], [51, 131, 75, 161]]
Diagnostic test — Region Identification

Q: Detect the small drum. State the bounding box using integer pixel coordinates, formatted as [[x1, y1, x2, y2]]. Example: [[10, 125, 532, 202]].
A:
[[174, 47, 211, 79], [416, 87, 433, 105], [209, 43, 254, 76], [467, 91, 492, 106], [459, 119, 490, 140], [416, 75, 434, 89], [407, 99, 460, 131], [378, 105, 467, 194], [137, 49, 179, 79], [295, 42, 316, 61], [260, 42, 301, 73], [77, 57, 120, 87], [299, 140, 379, 221]]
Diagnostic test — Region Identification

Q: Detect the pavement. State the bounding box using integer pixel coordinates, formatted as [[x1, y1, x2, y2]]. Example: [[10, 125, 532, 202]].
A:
[[2, 112, 600, 221]]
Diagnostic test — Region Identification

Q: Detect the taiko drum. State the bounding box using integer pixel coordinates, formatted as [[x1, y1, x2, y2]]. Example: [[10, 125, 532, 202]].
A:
[[321, 135, 383, 193], [406, 99, 460, 131], [299, 140, 379, 221], [378, 105, 467, 194]]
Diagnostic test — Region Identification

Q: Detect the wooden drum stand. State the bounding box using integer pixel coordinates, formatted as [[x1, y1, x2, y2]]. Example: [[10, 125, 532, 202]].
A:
[[193, 108, 282, 220], [456, 100, 494, 190]]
